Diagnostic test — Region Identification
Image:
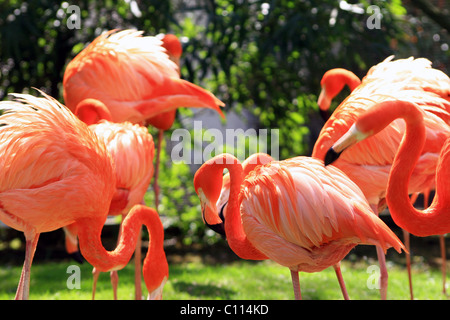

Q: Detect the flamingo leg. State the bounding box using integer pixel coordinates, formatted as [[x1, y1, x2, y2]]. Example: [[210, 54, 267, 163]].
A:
[[153, 129, 164, 210], [371, 204, 388, 300], [290, 269, 301, 300], [375, 245, 388, 300], [440, 235, 447, 295], [134, 226, 143, 300], [92, 267, 100, 300], [402, 229, 414, 299], [333, 262, 350, 300], [15, 233, 39, 300], [110, 270, 119, 300]]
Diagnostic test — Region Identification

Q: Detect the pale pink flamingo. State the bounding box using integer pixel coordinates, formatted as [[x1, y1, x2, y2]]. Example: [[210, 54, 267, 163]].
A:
[[312, 56, 450, 299], [0, 93, 167, 299], [194, 153, 404, 299]]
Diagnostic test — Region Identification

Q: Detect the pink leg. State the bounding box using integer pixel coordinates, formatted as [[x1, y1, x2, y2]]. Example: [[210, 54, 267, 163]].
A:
[[375, 246, 388, 300], [15, 233, 39, 300], [371, 204, 388, 300], [110, 270, 119, 300], [290, 270, 301, 300], [402, 229, 414, 300], [333, 263, 350, 300], [92, 267, 100, 300], [134, 226, 143, 300], [440, 235, 447, 295], [153, 129, 164, 210]]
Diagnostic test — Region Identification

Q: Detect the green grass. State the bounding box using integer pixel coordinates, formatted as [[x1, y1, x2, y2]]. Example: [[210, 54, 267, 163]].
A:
[[0, 256, 448, 300]]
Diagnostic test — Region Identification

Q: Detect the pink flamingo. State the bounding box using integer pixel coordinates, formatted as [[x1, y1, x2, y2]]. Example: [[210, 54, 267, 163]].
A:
[[0, 93, 167, 299], [89, 120, 155, 300], [194, 153, 404, 299], [313, 56, 450, 299], [326, 99, 450, 296], [63, 102, 156, 299], [63, 30, 225, 211]]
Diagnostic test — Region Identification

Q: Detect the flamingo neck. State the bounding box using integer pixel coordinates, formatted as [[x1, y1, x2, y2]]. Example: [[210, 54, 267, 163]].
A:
[[385, 105, 450, 236], [76, 205, 168, 293], [214, 155, 267, 260], [323, 69, 360, 97]]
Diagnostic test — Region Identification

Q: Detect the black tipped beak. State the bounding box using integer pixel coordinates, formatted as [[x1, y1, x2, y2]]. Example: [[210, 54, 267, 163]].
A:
[[206, 221, 226, 237], [69, 251, 84, 264], [203, 202, 227, 238], [324, 147, 341, 166]]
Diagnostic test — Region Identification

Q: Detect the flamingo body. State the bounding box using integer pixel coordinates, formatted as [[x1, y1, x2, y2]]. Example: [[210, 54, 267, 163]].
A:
[[326, 100, 450, 237], [0, 95, 115, 235], [239, 157, 404, 272], [63, 29, 224, 126], [89, 120, 155, 215], [313, 56, 450, 205]]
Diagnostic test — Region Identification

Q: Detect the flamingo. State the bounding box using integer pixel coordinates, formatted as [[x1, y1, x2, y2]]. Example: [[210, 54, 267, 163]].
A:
[[62, 104, 156, 299], [0, 93, 168, 300], [194, 153, 404, 300], [318, 65, 422, 298], [312, 56, 450, 299], [317, 68, 361, 120], [63, 30, 225, 211], [89, 120, 155, 300], [325, 99, 450, 295]]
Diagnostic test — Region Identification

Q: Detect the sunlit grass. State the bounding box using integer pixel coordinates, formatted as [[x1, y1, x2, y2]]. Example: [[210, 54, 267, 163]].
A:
[[0, 257, 448, 300]]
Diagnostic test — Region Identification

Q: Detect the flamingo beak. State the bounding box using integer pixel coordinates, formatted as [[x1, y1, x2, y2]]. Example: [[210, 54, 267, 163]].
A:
[[201, 201, 225, 236], [324, 123, 368, 166], [317, 86, 331, 112]]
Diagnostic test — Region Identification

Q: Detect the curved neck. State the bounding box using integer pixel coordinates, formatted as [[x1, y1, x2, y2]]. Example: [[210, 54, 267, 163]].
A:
[[319, 69, 360, 112], [75, 99, 113, 125], [76, 205, 168, 292], [210, 154, 267, 260], [384, 103, 450, 236]]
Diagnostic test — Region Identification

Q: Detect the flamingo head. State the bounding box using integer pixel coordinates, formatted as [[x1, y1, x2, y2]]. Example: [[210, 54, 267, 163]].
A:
[[318, 68, 361, 113], [147, 275, 168, 300], [193, 160, 229, 236], [161, 34, 182, 67]]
